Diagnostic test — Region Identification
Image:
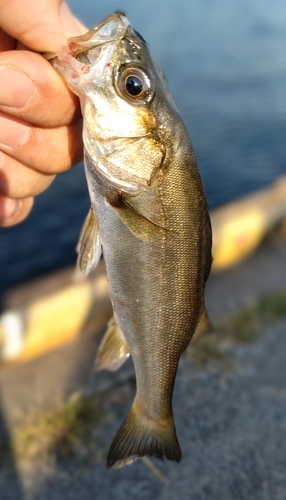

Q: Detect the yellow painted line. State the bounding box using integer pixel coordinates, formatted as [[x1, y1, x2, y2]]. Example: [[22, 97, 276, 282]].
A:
[[24, 281, 92, 357], [1, 176, 286, 365], [0, 273, 112, 364], [212, 210, 266, 271], [0, 311, 24, 359]]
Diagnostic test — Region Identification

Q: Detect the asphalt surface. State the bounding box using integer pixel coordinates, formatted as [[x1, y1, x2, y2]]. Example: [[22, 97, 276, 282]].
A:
[[0, 236, 286, 500]]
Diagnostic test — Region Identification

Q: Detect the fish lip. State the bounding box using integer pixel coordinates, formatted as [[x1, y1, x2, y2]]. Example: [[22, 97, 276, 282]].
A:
[[44, 13, 130, 96], [44, 12, 129, 62]]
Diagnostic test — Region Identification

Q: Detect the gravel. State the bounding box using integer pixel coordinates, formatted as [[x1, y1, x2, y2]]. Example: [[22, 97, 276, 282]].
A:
[[1, 318, 286, 500], [1, 237, 286, 500]]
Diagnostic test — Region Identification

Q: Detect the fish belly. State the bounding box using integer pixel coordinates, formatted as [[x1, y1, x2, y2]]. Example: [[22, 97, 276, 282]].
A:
[[85, 150, 209, 410]]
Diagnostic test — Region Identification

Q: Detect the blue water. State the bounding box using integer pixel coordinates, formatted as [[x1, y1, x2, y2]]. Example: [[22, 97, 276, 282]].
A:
[[0, 0, 286, 295]]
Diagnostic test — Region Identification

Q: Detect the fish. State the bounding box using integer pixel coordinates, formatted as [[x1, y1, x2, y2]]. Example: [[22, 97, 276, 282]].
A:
[[46, 12, 212, 468]]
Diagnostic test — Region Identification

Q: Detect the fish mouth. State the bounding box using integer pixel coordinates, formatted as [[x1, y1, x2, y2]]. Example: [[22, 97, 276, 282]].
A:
[[45, 12, 128, 60], [44, 13, 129, 91]]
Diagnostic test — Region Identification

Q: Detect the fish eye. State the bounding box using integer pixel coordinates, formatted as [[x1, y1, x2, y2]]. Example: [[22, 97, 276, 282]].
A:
[[125, 75, 144, 97], [116, 66, 153, 104]]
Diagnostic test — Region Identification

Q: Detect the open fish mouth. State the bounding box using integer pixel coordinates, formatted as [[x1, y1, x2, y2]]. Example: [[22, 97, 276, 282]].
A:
[[45, 10, 213, 469], [44, 13, 129, 88], [45, 12, 164, 195]]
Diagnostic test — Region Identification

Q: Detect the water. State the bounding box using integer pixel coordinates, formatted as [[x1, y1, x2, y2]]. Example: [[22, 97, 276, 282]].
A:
[[0, 0, 285, 295]]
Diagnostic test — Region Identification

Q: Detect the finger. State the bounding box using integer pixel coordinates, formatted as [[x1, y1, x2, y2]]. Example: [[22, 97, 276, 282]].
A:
[[59, 2, 87, 39], [0, 151, 55, 198], [0, 111, 83, 174], [0, 1, 85, 52], [0, 51, 81, 127], [0, 28, 16, 51], [0, 194, 33, 227]]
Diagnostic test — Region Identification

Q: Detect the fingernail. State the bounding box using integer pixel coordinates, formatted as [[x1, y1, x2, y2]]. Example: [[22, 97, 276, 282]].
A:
[[0, 66, 36, 108], [0, 197, 21, 220], [0, 113, 30, 148]]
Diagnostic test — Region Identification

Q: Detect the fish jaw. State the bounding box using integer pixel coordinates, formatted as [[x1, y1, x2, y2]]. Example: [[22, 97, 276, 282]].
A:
[[47, 13, 164, 195], [45, 13, 129, 98], [47, 11, 213, 469]]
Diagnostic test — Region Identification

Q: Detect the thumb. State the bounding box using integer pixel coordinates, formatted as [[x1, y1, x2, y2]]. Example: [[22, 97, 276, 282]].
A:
[[0, 0, 86, 52]]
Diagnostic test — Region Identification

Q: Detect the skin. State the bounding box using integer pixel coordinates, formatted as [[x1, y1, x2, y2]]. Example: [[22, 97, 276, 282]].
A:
[[84, 28, 212, 466], [51, 14, 212, 466], [0, 0, 87, 227]]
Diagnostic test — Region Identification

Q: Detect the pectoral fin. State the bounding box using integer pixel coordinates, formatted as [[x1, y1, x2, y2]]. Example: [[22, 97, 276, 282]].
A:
[[76, 207, 101, 277], [95, 317, 130, 372], [111, 197, 166, 242]]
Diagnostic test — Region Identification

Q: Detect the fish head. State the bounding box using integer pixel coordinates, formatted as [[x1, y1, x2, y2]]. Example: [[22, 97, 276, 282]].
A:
[[48, 13, 177, 194]]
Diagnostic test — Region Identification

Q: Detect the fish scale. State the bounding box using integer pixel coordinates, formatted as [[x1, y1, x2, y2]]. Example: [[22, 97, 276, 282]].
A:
[[47, 12, 212, 468]]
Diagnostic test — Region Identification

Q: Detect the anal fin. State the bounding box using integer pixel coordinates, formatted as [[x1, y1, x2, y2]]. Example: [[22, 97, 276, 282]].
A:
[[192, 307, 213, 340], [95, 317, 130, 372]]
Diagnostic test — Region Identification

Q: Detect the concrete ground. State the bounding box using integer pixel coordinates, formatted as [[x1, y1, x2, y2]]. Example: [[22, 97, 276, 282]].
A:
[[0, 235, 286, 500]]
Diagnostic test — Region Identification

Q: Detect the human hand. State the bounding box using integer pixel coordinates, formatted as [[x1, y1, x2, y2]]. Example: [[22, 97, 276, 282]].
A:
[[0, 0, 87, 227]]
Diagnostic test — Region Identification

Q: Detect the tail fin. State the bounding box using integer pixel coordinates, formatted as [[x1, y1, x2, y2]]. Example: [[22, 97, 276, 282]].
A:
[[107, 402, 182, 468]]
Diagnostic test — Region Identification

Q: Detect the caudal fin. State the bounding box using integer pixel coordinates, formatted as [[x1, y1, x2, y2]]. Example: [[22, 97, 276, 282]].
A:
[[107, 402, 182, 468]]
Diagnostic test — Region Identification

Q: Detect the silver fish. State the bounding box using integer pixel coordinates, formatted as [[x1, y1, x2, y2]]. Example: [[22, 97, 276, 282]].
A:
[[47, 12, 212, 468]]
